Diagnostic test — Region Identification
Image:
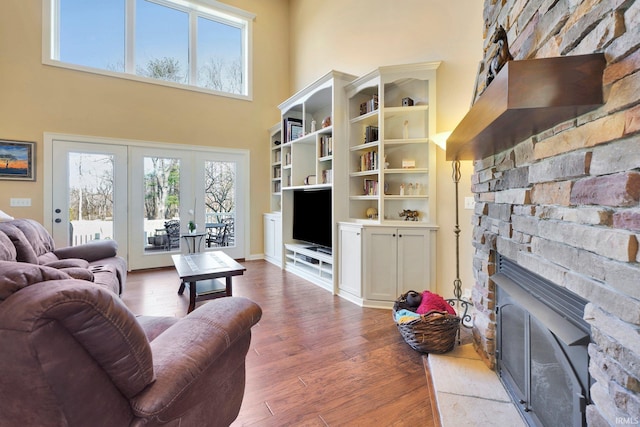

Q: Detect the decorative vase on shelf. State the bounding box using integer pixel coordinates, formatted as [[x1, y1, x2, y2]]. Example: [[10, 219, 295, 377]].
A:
[[188, 221, 196, 234]]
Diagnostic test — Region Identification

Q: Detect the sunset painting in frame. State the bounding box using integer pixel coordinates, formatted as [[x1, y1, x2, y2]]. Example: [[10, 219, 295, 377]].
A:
[[0, 140, 35, 181]]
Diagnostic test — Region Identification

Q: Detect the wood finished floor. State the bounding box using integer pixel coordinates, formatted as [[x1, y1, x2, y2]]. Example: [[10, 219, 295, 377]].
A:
[[123, 260, 440, 427]]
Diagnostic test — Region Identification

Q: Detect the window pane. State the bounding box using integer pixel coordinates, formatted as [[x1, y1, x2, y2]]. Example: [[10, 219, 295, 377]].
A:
[[136, 0, 189, 84], [53, 0, 250, 97], [197, 16, 243, 94], [59, 0, 125, 71], [143, 157, 181, 252]]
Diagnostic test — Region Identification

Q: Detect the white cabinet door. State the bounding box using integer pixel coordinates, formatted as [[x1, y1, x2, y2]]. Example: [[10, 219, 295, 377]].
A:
[[264, 213, 282, 265], [397, 228, 430, 295], [274, 215, 282, 263], [264, 215, 274, 259], [338, 224, 362, 297], [364, 227, 398, 301]]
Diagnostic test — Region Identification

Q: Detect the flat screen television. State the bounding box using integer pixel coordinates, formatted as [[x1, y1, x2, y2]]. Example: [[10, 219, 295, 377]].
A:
[[292, 188, 332, 249]]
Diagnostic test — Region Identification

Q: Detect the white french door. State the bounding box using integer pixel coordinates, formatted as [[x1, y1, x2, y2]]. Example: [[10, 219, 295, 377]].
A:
[[50, 140, 129, 258], [46, 134, 248, 271]]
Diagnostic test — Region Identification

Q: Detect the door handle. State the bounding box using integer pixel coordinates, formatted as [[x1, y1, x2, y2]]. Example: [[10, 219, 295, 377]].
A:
[[55, 218, 62, 223], [55, 208, 61, 214]]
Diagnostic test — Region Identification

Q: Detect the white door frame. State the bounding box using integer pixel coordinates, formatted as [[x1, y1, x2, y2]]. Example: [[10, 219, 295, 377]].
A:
[[44, 132, 250, 269]]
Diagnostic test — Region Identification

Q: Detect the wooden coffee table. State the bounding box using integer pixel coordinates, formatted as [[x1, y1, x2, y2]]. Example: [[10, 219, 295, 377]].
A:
[[171, 251, 246, 313]]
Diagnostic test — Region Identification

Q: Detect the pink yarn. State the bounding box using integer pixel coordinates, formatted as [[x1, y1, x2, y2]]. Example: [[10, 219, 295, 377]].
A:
[[415, 291, 457, 315]]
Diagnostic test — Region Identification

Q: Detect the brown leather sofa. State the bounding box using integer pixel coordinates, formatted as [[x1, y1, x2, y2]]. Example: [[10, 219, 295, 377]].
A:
[[0, 261, 262, 427], [0, 219, 126, 295]]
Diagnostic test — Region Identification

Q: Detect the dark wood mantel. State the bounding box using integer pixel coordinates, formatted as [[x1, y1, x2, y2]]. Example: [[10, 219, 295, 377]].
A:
[[446, 53, 606, 161]]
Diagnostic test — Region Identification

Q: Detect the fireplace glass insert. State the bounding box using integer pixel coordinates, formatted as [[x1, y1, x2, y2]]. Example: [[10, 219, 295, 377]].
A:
[[494, 254, 591, 427]]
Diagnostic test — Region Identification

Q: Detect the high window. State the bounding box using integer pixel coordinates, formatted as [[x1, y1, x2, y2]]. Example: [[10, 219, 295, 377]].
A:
[[44, 0, 254, 99]]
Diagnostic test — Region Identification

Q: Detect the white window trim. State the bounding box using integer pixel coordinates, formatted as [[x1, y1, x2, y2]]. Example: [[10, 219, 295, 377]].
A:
[[42, 0, 255, 101]]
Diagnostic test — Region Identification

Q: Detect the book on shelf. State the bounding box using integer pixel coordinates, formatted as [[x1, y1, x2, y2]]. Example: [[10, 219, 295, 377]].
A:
[[364, 126, 379, 144], [364, 179, 378, 196], [322, 169, 333, 184], [319, 135, 333, 157], [360, 150, 377, 171], [359, 94, 379, 115], [283, 117, 303, 143]]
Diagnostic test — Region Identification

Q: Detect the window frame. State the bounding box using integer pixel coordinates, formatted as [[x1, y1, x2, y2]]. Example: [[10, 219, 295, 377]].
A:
[[43, 0, 255, 100]]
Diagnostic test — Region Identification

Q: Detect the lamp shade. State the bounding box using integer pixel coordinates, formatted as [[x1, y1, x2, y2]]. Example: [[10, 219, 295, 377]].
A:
[[431, 131, 452, 150]]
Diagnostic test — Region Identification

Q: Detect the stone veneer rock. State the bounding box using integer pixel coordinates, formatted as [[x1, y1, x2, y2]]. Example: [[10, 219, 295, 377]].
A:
[[471, 0, 640, 425]]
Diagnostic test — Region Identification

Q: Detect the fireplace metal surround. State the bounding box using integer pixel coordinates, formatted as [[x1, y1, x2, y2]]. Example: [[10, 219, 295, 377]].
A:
[[493, 254, 591, 427]]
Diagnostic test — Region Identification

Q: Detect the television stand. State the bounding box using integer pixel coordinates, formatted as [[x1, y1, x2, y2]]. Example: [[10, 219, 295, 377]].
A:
[[284, 243, 333, 292]]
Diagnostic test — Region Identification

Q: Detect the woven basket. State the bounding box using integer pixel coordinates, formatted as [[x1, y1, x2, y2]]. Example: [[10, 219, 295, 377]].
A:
[[392, 291, 460, 354]]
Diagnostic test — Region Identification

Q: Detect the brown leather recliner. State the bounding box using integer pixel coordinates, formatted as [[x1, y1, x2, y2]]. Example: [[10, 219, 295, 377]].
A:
[[0, 261, 262, 427]]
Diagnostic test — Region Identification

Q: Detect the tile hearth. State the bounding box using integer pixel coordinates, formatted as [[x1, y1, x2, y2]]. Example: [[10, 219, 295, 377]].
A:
[[428, 343, 525, 426]]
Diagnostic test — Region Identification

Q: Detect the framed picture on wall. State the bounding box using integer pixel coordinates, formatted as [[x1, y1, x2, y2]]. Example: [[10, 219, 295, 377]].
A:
[[0, 140, 35, 181]]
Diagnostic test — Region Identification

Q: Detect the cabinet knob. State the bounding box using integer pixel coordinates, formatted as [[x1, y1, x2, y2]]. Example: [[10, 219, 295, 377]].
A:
[[392, 234, 396, 237], [398, 234, 403, 238]]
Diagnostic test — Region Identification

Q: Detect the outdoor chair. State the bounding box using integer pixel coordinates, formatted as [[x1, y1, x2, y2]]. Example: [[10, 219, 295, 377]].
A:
[[163, 220, 181, 250]]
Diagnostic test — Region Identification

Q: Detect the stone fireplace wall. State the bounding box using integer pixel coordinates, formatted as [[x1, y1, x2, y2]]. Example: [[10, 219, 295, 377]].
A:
[[471, 0, 640, 424]]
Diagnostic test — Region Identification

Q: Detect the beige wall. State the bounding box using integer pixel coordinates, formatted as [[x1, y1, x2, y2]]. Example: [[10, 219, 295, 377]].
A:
[[0, 0, 290, 258], [1, 1, 482, 287], [288, 0, 483, 297]]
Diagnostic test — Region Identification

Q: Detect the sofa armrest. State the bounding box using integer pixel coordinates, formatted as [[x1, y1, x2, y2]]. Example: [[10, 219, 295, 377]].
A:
[[54, 240, 118, 263], [130, 297, 262, 419]]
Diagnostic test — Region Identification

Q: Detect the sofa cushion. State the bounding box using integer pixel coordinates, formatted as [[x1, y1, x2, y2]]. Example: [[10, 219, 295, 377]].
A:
[[10, 219, 57, 263], [0, 261, 71, 301], [137, 316, 180, 342], [0, 230, 16, 262], [0, 223, 38, 264], [45, 258, 90, 270], [58, 267, 95, 282]]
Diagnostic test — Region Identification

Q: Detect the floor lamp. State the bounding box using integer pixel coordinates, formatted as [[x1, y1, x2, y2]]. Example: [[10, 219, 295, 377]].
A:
[[432, 132, 473, 331]]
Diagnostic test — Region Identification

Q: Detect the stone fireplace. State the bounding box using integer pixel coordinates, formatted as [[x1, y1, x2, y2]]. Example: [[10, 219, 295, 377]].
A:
[[452, 0, 640, 425]]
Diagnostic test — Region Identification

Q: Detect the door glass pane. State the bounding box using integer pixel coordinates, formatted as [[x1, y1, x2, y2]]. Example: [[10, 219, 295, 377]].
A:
[[68, 152, 115, 246], [143, 157, 180, 252], [204, 160, 235, 248], [135, 0, 189, 83], [530, 317, 575, 427], [500, 303, 526, 395]]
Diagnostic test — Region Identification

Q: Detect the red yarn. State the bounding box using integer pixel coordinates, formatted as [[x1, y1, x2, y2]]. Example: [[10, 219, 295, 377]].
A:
[[415, 291, 457, 315]]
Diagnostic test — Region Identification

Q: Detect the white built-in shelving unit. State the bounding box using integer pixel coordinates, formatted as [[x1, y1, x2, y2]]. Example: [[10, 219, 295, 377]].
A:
[[275, 71, 356, 290], [264, 63, 440, 307]]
